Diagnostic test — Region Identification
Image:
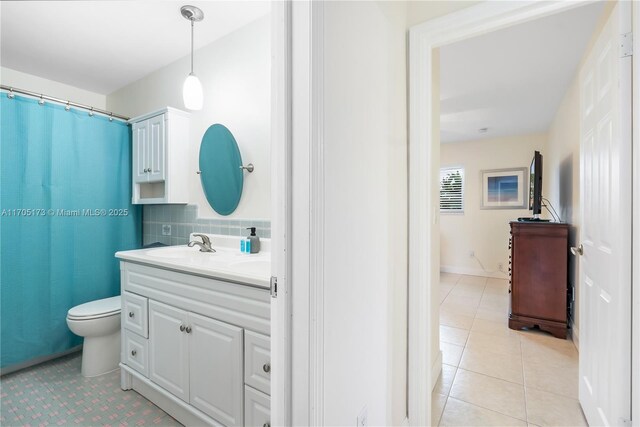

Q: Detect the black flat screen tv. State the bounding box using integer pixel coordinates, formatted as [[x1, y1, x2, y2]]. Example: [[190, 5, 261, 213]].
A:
[[529, 151, 543, 218]]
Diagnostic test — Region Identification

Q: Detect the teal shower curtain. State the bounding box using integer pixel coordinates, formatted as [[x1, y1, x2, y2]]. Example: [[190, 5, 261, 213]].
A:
[[0, 94, 141, 369]]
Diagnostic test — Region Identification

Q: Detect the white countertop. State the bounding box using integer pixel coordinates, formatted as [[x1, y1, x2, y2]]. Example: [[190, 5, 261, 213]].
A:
[[115, 233, 271, 288]]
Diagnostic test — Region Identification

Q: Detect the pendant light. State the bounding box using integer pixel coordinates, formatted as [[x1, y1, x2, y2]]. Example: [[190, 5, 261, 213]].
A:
[[181, 5, 204, 110]]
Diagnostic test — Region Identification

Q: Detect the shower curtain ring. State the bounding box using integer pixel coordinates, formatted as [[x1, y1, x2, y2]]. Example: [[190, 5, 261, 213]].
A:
[[89, 107, 94, 117], [109, 113, 113, 122], [38, 95, 44, 105], [65, 101, 70, 111], [7, 88, 14, 99]]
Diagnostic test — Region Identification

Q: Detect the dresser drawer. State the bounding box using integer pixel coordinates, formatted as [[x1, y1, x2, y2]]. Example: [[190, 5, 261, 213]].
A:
[[244, 385, 270, 427], [124, 330, 148, 377], [244, 331, 270, 395], [123, 291, 148, 338]]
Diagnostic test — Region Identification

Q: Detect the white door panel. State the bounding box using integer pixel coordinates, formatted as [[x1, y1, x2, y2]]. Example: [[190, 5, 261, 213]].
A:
[[578, 3, 632, 426], [189, 312, 244, 427], [147, 114, 165, 183], [148, 300, 189, 402]]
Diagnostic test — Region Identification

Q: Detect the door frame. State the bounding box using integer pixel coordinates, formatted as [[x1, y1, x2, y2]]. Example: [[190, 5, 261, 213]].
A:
[[632, 2, 639, 423], [270, 1, 293, 425], [408, 1, 638, 425]]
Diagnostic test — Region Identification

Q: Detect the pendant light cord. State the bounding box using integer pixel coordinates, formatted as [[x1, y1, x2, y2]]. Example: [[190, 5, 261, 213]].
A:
[[190, 19, 194, 74]]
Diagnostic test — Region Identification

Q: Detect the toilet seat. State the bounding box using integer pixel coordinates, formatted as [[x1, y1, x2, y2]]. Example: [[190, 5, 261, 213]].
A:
[[67, 296, 121, 321]]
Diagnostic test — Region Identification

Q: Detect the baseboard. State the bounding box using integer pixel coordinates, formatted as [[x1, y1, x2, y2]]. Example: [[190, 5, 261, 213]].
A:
[[431, 350, 443, 390], [440, 265, 508, 279], [0, 346, 83, 376]]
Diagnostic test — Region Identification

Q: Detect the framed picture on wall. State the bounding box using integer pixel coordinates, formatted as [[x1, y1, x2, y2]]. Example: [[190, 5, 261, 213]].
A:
[[480, 167, 528, 209]]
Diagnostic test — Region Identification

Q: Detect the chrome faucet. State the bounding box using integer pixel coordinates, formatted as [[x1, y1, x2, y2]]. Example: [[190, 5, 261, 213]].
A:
[[188, 233, 215, 253]]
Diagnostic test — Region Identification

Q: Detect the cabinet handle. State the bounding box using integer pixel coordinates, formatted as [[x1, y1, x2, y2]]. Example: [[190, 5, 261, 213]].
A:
[[179, 325, 186, 332], [129, 312, 134, 318], [263, 363, 271, 373], [131, 350, 137, 356], [185, 326, 192, 334], [263, 423, 270, 427]]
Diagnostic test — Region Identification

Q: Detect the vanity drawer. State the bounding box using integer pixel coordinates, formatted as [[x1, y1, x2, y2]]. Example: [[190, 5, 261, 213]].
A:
[[244, 331, 270, 395], [123, 291, 148, 338], [244, 385, 270, 427], [124, 330, 148, 377]]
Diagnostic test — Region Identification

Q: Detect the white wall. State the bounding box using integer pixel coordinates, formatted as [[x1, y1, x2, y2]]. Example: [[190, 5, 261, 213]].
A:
[[321, 1, 407, 425], [544, 78, 580, 340], [406, 1, 479, 27], [1, 67, 107, 109], [440, 133, 547, 276], [107, 16, 270, 220]]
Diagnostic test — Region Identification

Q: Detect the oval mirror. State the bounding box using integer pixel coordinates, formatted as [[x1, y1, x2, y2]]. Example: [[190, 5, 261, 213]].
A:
[[199, 124, 243, 215]]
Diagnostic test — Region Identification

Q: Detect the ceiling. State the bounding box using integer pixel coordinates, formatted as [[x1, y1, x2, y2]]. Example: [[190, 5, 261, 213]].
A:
[[0, 1, 269, 95], [439, 2, 605, 144]]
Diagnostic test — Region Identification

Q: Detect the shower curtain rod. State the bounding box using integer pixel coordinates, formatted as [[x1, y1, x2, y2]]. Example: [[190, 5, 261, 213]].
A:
[[0, 84, 130, 121]]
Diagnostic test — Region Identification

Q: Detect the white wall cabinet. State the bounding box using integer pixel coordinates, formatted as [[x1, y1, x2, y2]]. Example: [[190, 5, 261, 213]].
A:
[[119, 262, 271, 427], [129, 107, 189, 204]]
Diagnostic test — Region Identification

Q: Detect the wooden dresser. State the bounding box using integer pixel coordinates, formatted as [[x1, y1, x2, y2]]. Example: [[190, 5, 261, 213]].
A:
[[508, 221, 569, 339]]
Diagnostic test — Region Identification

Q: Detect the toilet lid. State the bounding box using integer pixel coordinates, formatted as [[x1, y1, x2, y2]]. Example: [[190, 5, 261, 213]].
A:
[[67, 296, 121, 320]]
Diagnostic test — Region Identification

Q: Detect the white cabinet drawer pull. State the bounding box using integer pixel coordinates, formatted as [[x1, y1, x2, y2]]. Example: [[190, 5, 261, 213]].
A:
[[129, 312, 135, 318], [131, 350, 137, 357], [262, 363, 270, 373]]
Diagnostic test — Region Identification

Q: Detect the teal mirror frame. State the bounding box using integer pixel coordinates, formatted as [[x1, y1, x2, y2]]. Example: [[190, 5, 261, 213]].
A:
[[199, 124, 243, 215]]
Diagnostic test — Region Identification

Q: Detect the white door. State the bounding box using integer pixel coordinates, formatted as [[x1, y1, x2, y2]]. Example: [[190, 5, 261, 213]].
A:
[[189, 312, 244, 427], [578, 3, 632, 425], [147, 114, 165, 183], [148, 300, 189, 402], [132, 120, 148, 183]]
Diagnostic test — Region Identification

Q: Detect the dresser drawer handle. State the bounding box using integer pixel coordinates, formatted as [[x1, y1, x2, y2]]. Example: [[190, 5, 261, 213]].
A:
[[129, 312, 134, 318], [131, 350, 137, 357], [263, 363, 271, 373]]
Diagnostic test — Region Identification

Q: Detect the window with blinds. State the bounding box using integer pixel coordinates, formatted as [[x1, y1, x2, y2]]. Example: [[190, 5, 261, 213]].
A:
[[440, 167, 464, 212]]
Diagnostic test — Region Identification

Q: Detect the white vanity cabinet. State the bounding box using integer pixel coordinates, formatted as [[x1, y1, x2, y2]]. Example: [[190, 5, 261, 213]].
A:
[[130, 107, 189, 204], [118, 261, 271, 427]]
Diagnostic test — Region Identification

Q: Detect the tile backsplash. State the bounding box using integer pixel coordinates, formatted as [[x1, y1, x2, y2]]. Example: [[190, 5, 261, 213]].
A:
[[142, 205, 271, 246]]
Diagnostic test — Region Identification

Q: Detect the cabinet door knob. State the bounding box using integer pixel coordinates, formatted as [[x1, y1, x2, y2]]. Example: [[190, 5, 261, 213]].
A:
[[129, 312, 134, 318], [131, 350, 137, 356], [263, 423, 270, 427], [185, 326, 192, 334], [179, 325, 186, 332], [263, 363, 271, 373]]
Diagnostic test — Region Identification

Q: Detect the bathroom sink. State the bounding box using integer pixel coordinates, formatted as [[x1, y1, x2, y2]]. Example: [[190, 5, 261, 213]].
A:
[[116, 234, 271, 288], [145, 246, 216, 259]]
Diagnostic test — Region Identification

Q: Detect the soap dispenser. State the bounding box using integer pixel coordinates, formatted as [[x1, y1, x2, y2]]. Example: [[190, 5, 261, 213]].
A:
[[246, 227, 260, 254]]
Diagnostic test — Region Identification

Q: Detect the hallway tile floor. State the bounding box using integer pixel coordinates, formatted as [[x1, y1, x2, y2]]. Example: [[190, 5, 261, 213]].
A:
[[0, 353, 181, 427], [433, 273, 587, 427]]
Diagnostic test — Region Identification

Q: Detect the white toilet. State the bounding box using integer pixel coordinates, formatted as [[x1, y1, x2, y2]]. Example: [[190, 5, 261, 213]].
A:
[[66, 296, 121, 377]]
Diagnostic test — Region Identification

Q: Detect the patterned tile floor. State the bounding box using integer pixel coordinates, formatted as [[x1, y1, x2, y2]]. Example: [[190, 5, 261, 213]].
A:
[[0, 353, 182, 427]]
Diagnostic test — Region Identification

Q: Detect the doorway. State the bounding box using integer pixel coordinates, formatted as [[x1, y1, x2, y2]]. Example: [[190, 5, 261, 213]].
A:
[[407, 1, 636, 425]]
